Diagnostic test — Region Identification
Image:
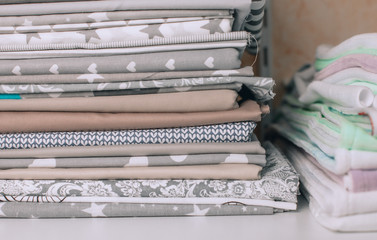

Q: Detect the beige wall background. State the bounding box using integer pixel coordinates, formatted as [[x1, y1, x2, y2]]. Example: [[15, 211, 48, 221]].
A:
[[270, 0, 377, 104]]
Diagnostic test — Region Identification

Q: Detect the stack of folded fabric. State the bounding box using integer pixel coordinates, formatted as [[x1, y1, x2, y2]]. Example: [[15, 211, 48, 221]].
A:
[[0, 0, 299, 218], [273, 33, 377, 232]]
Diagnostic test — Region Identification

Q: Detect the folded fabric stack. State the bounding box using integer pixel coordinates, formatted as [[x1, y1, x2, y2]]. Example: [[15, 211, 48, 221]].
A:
[[0, 0, 299, 218], [273, 33, 377, 232]]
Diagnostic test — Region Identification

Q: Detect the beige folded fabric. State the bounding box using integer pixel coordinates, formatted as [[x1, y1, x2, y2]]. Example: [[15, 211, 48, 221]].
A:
[[0, 100, 266, 133], [0, 89, 238, 113], [0, 139, 265, 158], [0, 164, 262, 180]]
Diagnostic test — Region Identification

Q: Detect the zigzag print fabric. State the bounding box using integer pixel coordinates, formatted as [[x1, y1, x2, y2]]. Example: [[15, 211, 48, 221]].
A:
[[0, 122, 256, 150]]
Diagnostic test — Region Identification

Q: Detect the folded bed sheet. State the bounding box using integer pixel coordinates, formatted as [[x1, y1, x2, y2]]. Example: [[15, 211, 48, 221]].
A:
[[0, 100, 266, 133], [0, 202, 274, 218], [0, 142, 299, 211], [0, 163, 262, 180], [0, 153, 267, 169], [0, 89, 239, 113], [0, 121, 256, 150], [0, 136, 265, 158]]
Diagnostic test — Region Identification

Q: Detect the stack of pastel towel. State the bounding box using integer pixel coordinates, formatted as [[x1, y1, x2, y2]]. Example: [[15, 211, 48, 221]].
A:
[[0, 0, 299, 218], [273, 33, 377, 232]]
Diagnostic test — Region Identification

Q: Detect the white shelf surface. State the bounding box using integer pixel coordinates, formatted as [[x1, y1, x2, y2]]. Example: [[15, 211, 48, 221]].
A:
[[1, 196, 377, 240]]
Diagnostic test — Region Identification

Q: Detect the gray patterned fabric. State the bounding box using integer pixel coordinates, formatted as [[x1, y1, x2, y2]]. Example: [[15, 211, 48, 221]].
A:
[[0, 76, 265, 95], [0, 202, 274, 218], [0, 10, 232, 26], [0, 66, 275, 102], [0, 153, 267, 169], [0, 49, 241, 75], [0, 18, 233, 45], [0, 66, 254, 84], [0, 77, 251, 94], [0, 0, 265, 53], [245, 0, 266, 54], [0, 122, 256, 150], [0, 136, 266, 158], [0, 0, 253, 34], [0, 142, 299, 204], [3, 83, 242, 99], [0, 16, 232, 34]]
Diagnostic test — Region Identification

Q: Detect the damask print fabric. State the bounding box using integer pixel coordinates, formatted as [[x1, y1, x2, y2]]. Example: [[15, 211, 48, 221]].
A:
[[0, 0, 280, 219], [0, 142, 299, 209]]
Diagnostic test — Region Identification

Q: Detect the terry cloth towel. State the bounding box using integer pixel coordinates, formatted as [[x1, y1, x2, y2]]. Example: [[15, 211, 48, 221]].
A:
[[299, 81, 374, 109], [0, 163, 262, 180], [282, 140, 377, 193], [278, 103, 377, 158], [315, 54, 377, 80], [0, 100, 267, 133], [0, 153, 267, 169], [0, 89, 239, 113], [273, 119, 377, 175], [305, 190, 377, 232], [316, 33, 377, 60], [285, 142, 377, 218]]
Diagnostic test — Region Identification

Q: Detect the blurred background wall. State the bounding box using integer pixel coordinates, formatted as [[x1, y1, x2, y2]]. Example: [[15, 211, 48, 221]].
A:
[[266, 0, 377, 105]]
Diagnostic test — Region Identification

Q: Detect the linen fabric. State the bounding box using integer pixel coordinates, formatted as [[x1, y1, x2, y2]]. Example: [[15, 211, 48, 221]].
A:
[[0, 83, 243, 100], [0, 121, 256, 150], [0, 16, 233, 34], [0, 153, 267, 169], [0, 18, 233, 45], [0, 10, 232, 26], [0, 100, 266, 133], [0, 89, 239, 113], [0, 48, 242, 75], [0, 137, 266, 158], [0, 142, 299, 208], [0, 163, 262, 180], [0, 202, 274, 218]]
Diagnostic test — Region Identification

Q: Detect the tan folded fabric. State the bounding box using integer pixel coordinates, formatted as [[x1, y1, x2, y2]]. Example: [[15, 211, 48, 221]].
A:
[[0, 89, 238, 113], [0, 100, 266, 133], [0, 138, 265, 158], [0, 164, 262, 180]]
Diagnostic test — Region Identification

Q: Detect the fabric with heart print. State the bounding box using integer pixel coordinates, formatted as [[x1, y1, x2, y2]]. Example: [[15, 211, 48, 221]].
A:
[[0, 142, 299, 205], [0, 49, 241, 75]]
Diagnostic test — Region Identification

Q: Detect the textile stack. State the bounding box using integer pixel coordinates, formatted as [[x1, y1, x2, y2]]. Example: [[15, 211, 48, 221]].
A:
[[273, 33, 377, 232], [0, 0, 299, 218]]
